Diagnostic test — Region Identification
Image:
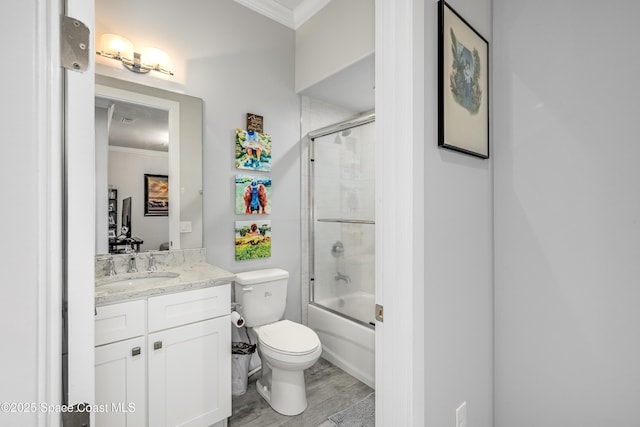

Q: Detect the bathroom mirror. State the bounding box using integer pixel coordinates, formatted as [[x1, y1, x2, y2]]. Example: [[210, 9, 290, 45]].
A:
[[95, 74, 203, 254]]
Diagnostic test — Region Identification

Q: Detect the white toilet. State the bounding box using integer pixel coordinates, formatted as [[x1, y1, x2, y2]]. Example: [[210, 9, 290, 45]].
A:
[[234, 268, 322, 416]]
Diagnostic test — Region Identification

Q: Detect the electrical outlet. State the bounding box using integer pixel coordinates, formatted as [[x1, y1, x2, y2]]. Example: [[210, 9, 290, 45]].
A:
[[456, 401, 467, 427]]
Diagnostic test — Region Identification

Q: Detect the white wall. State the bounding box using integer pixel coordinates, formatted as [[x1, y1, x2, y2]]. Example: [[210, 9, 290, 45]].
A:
[[95, 0, 302, 320], [0, 3, 43, 424], [422, 0, 494, 426], [494, 1, 640, 426], [295, 0, 374, 93], [1, 0, 62, 425]]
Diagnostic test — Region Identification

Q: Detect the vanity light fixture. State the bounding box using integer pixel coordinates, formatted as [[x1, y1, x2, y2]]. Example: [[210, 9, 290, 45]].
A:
[[96, 34, 174, 76]]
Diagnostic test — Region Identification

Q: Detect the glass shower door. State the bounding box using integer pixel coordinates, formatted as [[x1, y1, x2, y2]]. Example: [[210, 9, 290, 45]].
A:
[[310, 120, 375, 326]]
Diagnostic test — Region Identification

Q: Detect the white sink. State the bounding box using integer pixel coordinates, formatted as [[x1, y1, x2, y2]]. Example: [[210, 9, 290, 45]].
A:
[[98, 272, 179, 287]]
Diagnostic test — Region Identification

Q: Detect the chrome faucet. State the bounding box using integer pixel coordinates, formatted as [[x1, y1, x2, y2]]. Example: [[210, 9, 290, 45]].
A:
[[127, 254, 139, 273], [147, 252, 157, 272], [98, 256, 117, 277], [334, 271, 351, 284]]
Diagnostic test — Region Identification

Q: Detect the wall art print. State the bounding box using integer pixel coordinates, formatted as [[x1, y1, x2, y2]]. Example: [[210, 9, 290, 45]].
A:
[[235, 175, 272, 215], [438, 0, 489, 158], [235, 128, 272, 171], [144, 174, 169, 216], [235, 220, 272, 260]]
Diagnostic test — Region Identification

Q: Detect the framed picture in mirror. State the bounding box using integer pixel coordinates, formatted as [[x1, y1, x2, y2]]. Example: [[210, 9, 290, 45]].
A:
[[144, 174, 169, 216]]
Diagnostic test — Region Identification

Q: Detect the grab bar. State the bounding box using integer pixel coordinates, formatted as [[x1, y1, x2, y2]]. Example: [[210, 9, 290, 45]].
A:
[[317, 218, 375, 225]]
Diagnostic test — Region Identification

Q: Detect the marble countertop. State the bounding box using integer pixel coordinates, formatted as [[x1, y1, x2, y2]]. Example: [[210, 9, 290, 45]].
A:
[[95, 262, 235, 306]]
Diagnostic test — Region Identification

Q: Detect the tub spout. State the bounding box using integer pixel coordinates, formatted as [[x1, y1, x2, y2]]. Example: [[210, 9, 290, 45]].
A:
[[334, 271, 351, 284]]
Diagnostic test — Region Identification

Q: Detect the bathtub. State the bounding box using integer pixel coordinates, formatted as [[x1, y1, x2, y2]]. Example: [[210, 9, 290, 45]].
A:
[[308, 291, 375, 388]]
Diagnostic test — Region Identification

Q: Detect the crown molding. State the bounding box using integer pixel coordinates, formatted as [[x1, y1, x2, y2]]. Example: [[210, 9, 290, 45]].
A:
[[235, 0, 330, 30], [235, 0, 295, 28], [294, 0, 331, 29]]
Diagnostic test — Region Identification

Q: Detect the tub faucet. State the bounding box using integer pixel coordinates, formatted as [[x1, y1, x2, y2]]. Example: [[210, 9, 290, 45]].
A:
[[335, 271, 351, 284], [128, 254, 139, 273]]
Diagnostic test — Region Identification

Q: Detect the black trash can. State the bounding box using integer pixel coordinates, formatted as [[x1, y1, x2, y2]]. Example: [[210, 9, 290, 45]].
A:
[[231, 341, 256, 396]]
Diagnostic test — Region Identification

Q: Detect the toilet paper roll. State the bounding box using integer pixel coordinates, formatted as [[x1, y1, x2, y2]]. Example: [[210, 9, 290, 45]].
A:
[[231, 311, 245, 328]]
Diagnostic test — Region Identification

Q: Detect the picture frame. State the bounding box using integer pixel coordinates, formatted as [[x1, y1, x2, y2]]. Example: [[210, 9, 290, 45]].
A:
[[144, 174, 169, 216], [235, 128, 272, 172], [235, 220, 272, 260], [108, 188, 117, 200], [235, 174, 272, 215], [438, 0, 489, 158]]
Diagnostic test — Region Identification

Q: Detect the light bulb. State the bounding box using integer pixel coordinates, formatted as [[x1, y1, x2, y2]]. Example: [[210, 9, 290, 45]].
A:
[[140, 47, 170, 70], [100, 34, 133, 61]]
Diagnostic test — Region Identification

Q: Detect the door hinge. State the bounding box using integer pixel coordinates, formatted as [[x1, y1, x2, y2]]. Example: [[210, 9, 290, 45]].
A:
[[375, 304, 384, 322], [61, 403, 90, 426], [61, 16, 90, 72]]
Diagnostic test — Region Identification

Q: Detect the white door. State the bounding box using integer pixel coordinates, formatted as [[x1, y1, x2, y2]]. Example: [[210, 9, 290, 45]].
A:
[[64, 0, 97, 416], [148, 317, 231, 427], [95, 337, 146, 427]]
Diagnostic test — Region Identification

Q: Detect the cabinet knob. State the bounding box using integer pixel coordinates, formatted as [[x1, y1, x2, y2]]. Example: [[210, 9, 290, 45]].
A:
[[131, 347, 141, 357], [154, 341, 163, 350]]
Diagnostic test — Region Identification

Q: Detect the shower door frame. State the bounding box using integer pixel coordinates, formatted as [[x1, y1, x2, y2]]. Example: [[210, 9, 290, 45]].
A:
[[307, 112, 376, 329]]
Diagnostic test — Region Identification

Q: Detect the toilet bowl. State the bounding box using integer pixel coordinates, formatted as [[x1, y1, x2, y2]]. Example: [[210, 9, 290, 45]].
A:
[[253, 320, 321, 415], [234, 269, 322, 416]]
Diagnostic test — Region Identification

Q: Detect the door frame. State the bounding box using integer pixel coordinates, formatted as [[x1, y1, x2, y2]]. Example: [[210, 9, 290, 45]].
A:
[[53, 1, 426, 427], [63, 0, 96, 419], [375, 0, 425, 426]]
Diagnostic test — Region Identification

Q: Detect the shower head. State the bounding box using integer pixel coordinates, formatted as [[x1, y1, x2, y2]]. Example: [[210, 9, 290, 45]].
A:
[[334, 129, 352, 144]]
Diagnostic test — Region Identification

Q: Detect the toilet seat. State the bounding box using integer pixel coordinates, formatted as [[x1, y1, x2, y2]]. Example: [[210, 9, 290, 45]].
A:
[[256, 320, 320, 356]]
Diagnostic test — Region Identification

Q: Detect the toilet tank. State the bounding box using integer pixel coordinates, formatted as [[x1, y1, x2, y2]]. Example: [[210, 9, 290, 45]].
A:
[[234, 268, 289, 327]]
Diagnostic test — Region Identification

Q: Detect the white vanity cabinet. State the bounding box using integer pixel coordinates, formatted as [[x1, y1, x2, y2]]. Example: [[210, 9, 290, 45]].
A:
[[94, 300, 147, 427], [147, 286, 231, 427], [95, 285, 231, 427]]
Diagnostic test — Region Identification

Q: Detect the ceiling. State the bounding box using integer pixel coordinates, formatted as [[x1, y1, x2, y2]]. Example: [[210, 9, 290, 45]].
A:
[[235, 0, 374, 113], [96, 97, 169, 152]]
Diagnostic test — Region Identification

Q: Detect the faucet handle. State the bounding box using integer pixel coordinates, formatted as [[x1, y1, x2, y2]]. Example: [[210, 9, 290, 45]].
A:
[[127, 254, 139, 273], [97, 255, 117, 276], [147, 252, 158, 272]]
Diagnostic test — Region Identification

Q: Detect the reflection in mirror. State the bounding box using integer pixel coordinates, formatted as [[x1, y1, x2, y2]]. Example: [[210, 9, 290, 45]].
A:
[[94, 75, 203, 255]]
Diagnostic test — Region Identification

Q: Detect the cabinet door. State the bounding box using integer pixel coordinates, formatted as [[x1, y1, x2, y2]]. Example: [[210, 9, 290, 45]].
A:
[[95, 336, 146, 427], [148, 316, 231, 427]]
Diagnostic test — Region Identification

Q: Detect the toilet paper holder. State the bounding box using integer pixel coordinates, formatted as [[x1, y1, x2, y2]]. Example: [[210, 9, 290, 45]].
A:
[[230, 303, 245, 328]]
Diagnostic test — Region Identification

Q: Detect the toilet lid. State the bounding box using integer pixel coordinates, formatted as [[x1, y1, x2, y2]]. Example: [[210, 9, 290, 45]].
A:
[[258, 320, 320, 355]]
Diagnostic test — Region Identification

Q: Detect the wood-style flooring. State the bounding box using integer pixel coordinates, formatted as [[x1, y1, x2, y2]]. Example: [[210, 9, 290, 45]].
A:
[[228, 357, 373, 427]]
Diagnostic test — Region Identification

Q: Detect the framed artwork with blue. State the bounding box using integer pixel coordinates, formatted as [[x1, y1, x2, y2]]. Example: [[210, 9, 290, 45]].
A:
[[438, 0, 489, 158], [235, 174, 272, 215], [235, 128, 272, 171]]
